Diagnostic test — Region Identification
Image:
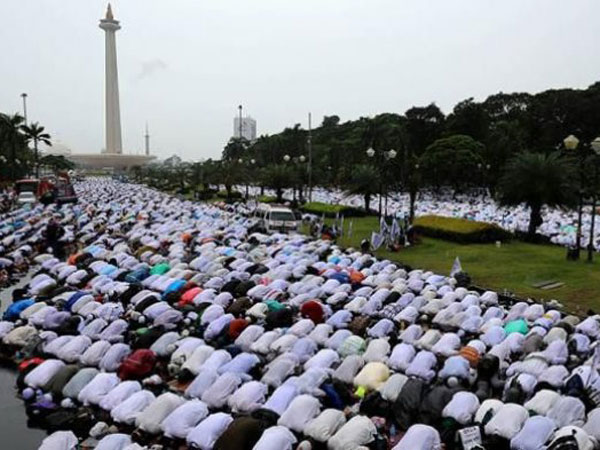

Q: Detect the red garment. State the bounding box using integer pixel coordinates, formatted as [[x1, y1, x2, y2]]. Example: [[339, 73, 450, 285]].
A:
[[117, 349, 157, 380], [178, 287, 202, 308], [301, 300, 325, 324], [18, 357, 44, 372], [228, 318, 249, 340]]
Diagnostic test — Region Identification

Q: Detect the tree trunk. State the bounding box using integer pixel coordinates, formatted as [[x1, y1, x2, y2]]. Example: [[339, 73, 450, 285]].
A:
[[276, 188, 283, 203], [588, 195, 597, 262], [409, 188, 417, 223], [34, 139, 39, 178], [364, 194, 371, 213], [527, 204, 543, 239], [10, 141, 16, 181]]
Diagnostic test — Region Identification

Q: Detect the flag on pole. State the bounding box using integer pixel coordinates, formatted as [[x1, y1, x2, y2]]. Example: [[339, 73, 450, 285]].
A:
[[391, 218, 400, 242], [450, 257, 463, 277], [379, 216, 389, 236], [371, 231, 385, 250]]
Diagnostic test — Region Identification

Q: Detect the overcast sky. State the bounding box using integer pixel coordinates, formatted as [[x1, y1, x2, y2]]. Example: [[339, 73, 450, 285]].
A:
[[1, 0, 599, 160]]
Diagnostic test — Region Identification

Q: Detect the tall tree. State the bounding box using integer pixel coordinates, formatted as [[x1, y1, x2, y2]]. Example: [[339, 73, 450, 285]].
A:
[[344, 164, 379, 212], [261, 164, 294, 203], [21, 122, 51, 178], [421, 135, 485, 193], [445, 98, 490, 142], [498, 152, 577, 237], [0, 113, 27, 181]]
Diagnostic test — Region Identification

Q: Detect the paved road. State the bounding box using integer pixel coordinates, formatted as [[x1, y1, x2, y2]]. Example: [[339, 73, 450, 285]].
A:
[[0, 367, 47, 449], [0, 269, 47, 449]]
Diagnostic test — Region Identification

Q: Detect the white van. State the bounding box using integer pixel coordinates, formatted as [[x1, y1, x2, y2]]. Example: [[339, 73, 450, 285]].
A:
[[255, 205, 298, 233]]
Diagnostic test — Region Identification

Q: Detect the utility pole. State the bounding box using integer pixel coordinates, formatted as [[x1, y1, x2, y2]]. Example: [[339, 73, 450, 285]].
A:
[[21, 93, 28, 124], [238, 105, 243, 140], [144, 122, 150, 156], [308, 112, 313, 202]]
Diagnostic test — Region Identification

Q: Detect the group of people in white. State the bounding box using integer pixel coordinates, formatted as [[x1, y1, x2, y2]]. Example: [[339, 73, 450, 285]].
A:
[[247, 186, 598, 250], [0, 180, 600, 449]]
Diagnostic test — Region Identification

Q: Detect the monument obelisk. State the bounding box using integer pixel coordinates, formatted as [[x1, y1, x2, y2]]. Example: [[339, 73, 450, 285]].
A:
[[99, 4, 122, 155], [68, 3, 155, 168]]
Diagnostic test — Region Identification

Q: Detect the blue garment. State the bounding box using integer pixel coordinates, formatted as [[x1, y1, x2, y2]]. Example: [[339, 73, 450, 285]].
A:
[[162, 279, 186, 299], [125, 267, 149, 283], [329, 272, 350, 284], [100, 264, 118, 276], [65, 291, 87, 312], [3, 299, 35, 321], [321, 383, 344, 409]]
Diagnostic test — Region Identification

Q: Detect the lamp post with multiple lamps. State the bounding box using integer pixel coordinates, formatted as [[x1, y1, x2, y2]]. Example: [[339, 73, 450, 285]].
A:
[[587, 136, 600, 262], [283, 154, 307, 203], [366, 147, 397, 218], [237, 158, 256, 200], [563, 134, 600, 262], [564, 134, 583, 259]]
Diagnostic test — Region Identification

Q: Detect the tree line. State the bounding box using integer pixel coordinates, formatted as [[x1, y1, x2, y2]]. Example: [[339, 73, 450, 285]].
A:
[[0, 113, 73, 186], [213, 81, 600, 237]]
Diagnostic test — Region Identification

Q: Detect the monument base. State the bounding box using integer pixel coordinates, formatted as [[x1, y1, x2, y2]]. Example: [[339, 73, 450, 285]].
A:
[[68, 153, 156, 170]]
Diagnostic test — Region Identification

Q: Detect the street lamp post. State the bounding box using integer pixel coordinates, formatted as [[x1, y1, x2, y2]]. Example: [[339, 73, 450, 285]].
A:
[[366, 147, 397, 218], [564, 134, 582, 259], [298, 154, 306, 201], [238, 105, 243, 140], [283, 154, 307, 203], [238, 158, 256, 200], [588, 136, 600, 262]]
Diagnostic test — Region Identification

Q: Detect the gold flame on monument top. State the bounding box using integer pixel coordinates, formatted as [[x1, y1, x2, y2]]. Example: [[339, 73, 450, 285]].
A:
[[106, 3, 114, 20]]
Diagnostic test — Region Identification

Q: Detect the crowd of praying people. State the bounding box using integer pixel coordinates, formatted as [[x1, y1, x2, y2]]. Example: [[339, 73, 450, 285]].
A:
[[1, 179, 600, 449], [247, 186, 600, 250]]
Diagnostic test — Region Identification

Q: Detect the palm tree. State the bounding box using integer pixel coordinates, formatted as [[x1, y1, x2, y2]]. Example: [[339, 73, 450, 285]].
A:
[[22, 122, 51, 178], [344, 164, 378, 212], [261, 164, 293, 203], [498, 151, 577, 238], [0, 113, 26, 181]]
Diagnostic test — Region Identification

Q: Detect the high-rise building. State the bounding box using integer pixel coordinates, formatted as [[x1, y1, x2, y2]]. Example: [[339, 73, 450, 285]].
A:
[[234, 116, 257, 141]]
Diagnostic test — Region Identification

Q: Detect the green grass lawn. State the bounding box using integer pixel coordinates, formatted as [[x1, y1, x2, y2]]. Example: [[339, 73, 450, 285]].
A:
[[315, 216, 600, 313]]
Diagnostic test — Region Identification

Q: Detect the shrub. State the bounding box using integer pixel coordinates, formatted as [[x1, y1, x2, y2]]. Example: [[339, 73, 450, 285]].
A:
[[257, 195, 279, 203], [299, 202, 367, 218], [216, 190, 243, 199], [412, 215, 512, 244], [196, 189, 216, 200]]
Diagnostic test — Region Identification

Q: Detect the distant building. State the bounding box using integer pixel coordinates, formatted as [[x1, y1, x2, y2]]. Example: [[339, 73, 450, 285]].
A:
[[46, 140, 72, 157], [163, 154, 182, 167], [234, 116, 257, 141]]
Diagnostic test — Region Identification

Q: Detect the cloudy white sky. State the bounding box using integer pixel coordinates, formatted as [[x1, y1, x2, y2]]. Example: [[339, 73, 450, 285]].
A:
[[1, 0, 599, 160]]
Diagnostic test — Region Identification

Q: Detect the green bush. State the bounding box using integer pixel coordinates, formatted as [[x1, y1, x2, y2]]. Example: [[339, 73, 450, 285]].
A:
[[300, 202, 367, 218], [216, 190, 243, 199], [412, 215, 512, 244], [257, 195, 279, 203]]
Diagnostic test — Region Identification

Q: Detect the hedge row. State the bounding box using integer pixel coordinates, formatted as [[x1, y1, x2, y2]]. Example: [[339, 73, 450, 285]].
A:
[[257, 195, 279, 203], [299, 202, 367, 218], [412, 215, 512, 244], [216, 190, 243, 199]]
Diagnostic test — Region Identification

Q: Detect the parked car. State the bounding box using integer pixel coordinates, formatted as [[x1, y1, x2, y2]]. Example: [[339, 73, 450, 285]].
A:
[[255, 205, 298, 233], [16, 191, 37, 206]]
